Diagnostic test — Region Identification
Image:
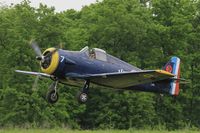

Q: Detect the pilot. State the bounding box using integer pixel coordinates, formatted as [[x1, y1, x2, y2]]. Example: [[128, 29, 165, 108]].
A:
[[89, 49, 96, 59]]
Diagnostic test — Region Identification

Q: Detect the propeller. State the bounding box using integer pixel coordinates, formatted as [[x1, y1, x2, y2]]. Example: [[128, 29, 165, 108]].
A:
[[30, 40, 46, 91], [30, 40, 59, 63], [30, 40, 45, 61], [48, 81, 57, 90], [32, 75, 40, 91]]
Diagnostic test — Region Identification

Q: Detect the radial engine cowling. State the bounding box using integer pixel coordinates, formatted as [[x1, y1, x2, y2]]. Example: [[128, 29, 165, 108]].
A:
[[41, 48, 59, 75]]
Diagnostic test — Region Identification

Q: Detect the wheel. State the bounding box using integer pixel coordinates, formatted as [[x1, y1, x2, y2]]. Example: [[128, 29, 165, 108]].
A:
[[77, 92, 88, 104], [46, 89, 59, 104]]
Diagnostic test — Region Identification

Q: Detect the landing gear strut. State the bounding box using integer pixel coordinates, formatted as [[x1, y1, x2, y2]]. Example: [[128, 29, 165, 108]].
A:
[[77, 80, 90, 103], [46, 81, 59, 104]]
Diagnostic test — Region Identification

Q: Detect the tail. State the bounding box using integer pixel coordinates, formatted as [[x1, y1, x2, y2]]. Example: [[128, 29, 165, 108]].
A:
[[162, 56, 181, 96]]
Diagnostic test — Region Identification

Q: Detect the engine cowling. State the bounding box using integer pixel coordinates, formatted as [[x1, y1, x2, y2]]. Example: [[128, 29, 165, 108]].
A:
[[41, 48, 59, 75]]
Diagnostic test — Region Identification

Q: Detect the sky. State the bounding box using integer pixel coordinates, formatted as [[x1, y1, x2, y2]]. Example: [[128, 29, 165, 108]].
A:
[[1, 0, 100, 12]]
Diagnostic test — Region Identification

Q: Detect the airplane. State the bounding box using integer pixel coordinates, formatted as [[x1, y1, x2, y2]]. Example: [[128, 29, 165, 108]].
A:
[[15, 41, 182, 104]]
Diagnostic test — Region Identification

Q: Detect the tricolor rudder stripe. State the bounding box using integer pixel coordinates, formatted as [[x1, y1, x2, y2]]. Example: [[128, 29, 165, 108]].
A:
[[170, 57, 180, 96], [163, 56, 181, 96]]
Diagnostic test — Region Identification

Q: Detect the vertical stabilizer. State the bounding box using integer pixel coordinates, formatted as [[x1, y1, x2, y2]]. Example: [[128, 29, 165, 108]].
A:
[[163, 57, 181, 96]]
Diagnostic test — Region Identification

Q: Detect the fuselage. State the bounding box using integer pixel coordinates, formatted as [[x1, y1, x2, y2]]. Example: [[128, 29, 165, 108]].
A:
[[54, 49, 140, 78], [40, 47, 169, 94]]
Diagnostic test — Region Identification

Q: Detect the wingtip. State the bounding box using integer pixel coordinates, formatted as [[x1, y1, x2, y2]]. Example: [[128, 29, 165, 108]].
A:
[[15, 70, 24, 73]]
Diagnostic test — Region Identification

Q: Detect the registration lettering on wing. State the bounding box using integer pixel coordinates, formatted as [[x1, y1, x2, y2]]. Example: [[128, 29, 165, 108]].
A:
[[118, 69, 124, 73]]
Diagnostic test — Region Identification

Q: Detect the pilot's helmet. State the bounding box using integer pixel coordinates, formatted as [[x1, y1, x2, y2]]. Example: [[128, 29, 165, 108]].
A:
[[90, 49, 96, 58]]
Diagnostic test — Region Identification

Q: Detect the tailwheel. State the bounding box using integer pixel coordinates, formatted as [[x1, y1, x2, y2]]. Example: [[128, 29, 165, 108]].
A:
[[77, 92, 88, 103]]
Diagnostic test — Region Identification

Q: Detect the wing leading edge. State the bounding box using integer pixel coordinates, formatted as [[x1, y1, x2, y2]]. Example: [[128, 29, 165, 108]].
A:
[[15, 70, 51, 78], [81, 70, 175, 89]]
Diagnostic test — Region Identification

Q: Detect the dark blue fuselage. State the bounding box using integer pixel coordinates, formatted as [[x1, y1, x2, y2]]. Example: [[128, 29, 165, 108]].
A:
[[54, 50, 138, 78], [52, 49, 169, 94]]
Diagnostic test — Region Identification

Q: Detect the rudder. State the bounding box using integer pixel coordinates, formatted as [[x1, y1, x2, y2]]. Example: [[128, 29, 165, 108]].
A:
[[163, 57, 181, 96]]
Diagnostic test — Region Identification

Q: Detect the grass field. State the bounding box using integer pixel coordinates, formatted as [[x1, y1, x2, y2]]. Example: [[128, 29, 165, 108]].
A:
[[0, 129, 199, 133]]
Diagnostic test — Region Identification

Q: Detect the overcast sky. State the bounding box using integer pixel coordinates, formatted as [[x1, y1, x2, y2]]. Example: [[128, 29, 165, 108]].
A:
[[1, 0, 100, 12]]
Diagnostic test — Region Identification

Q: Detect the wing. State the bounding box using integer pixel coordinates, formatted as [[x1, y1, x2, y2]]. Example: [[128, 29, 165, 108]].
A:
[[82, 70, 175, 89], [15, 70, 51, 78]]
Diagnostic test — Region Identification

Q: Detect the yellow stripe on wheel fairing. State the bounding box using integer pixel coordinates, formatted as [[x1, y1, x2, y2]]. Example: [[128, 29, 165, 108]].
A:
[[41, 48, 59, 75]]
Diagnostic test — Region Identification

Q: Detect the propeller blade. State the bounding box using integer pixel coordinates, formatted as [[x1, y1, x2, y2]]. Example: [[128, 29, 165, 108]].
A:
[[32, 75, 40, 91], [59, 43, 63, 49], [30, 40, 42, 57], [48, 81, 57, 90]]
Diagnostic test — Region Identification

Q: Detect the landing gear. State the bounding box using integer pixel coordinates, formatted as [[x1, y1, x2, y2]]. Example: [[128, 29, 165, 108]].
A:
[[46, 81, 59, 104], [77, 80, 90, 103], [46, 80, 90, 104], [77, 92, 88, 103]]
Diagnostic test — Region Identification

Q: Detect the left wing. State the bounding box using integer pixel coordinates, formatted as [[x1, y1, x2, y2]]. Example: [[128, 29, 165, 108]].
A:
[[15, 70, 51, 78], [74, 70, 175, 89]]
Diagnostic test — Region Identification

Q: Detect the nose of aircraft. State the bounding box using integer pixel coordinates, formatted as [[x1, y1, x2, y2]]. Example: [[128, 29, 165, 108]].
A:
[[41, 48, 59, 75]]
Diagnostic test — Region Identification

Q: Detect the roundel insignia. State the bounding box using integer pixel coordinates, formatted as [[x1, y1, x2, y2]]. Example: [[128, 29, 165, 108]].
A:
[[166, 64, 173, 73]]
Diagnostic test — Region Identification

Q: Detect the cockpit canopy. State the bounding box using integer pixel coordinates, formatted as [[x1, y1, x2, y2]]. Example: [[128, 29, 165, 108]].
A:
[[80, 46, 107, 62], [80, 46, 141, 70]]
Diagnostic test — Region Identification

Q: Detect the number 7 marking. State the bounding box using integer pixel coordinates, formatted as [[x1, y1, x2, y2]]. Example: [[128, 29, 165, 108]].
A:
[[60, 56, 65, 62]]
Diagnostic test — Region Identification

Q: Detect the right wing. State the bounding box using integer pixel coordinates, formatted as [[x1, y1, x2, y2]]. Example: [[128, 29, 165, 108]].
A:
[[65, 70, 175, 89]]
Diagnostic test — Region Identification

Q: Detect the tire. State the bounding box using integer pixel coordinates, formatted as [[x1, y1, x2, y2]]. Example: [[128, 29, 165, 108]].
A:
[[46, 89, 59, 104], [77, 92, 88, 104]]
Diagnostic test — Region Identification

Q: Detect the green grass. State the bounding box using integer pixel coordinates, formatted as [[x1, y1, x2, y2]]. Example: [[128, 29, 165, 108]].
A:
[[0, 129, 199, 133]]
